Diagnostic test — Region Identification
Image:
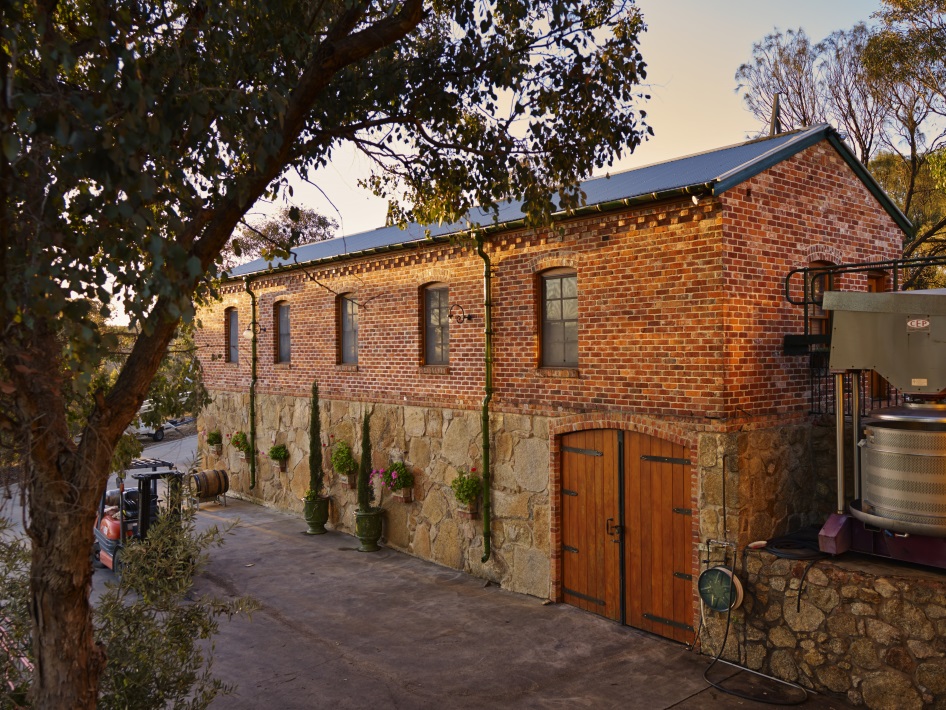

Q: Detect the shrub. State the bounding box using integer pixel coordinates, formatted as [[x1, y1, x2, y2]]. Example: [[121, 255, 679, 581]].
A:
[[268, 444, 289, 462], [450, 468, 481, 506], [206, 430, 222, 446], [308, 381, 324, 496], [94, 509, 258, 708], [357, 411, 374, 512], [331, 440, 357, 478], [0, 511, 256, 709]]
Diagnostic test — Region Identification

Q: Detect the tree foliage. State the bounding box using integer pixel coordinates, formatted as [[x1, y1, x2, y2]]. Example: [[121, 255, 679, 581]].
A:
[[0, 511, 256, 709], [227, 206, 337, 268], [735, 4, 946, 261], [0, 1, 652, 706]]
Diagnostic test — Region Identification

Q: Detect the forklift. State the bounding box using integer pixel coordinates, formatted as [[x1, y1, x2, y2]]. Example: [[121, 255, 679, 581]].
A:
[[93, 458, 185, 572]]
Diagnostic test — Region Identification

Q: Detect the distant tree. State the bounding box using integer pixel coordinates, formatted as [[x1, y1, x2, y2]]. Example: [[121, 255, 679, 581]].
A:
[[226, 206, 337, 268], [736, 8, 946, 261], [735, 29, 827, 135], [866, 0, 946, 260], [0, 2, 652, 706]]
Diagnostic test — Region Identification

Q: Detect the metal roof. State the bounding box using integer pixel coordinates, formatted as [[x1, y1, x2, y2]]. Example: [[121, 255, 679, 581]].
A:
[[228, 124, 910, 278]]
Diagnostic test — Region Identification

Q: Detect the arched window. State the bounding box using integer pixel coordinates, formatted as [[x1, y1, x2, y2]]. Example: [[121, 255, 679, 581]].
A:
[[224, 307, 239, 364], [274, 301, 291, 363], [539, 268, 578, 368], [808, 261, 835, 340], [422, 283, 449, 366], [338, 294, 358, 364]]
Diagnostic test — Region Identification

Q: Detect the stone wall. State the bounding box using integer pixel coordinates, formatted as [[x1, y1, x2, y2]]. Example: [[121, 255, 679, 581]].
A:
[[697, 421, 841, 548], [701, 553, 946, 709], [198, 390, 551, 599]]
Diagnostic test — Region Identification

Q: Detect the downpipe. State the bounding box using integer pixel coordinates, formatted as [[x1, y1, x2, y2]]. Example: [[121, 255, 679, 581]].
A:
[[477, 234, 493, 563], [245, 277, 258, 490]]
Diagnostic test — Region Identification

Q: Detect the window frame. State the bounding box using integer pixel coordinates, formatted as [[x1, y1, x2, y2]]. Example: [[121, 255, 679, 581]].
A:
[[274, 301, 291, 364], [225, 307, 239, 364], [539, 268, 578, 369], [338, 293, 359, 365], [422, 283, 450, 366]]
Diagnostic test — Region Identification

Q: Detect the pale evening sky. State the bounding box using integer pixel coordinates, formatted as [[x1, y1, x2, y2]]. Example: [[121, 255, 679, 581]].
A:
[[256, 0, 884, 237]]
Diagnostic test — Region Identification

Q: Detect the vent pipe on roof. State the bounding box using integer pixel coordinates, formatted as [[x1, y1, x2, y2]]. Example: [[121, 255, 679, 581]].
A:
[[769, 93, 783, 136]]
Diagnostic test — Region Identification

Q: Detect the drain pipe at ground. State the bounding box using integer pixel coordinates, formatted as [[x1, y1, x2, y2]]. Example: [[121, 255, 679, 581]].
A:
[[245, 277, 258, 490], [476, 234, 493, 563]]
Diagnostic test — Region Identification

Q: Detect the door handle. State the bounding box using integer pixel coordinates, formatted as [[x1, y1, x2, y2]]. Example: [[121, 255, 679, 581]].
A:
[[606, 517, 623, 541]]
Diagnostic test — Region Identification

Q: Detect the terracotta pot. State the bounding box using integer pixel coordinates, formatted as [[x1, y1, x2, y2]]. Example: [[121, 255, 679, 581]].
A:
[[238, 451, 247, 460], [274, 460, 287, 472], [210, 444, 222, 456], [343, 473, 358, 490], [394, 488, 413, 503], [303, 496, 330, 535], [457, 498, 479, 520]]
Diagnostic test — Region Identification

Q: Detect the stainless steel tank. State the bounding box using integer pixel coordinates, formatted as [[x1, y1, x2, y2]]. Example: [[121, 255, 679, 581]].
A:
[[854, 405, 946, 536]]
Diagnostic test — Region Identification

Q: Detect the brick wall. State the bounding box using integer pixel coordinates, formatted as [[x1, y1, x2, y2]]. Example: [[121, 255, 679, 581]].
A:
[[196, 137, 903, 616]]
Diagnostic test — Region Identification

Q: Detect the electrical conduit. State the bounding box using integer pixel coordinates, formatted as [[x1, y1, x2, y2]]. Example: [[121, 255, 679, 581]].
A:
[[477, 234, 493, 562]]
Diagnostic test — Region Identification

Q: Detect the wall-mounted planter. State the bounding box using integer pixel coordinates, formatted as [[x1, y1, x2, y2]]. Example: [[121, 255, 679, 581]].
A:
[[210, 444, 222, 457], [393, 488, 413, 503]]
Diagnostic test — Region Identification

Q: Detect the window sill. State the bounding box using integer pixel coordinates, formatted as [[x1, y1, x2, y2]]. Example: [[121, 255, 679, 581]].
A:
[[537, 367, 580, 379], [273, 362, 291, 370], [418, 365, 450, 376], [336, 364, 359, 373]]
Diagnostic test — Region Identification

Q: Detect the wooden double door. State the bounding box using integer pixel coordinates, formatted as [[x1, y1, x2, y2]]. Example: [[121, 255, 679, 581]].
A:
[[560, 429, 694, 643]]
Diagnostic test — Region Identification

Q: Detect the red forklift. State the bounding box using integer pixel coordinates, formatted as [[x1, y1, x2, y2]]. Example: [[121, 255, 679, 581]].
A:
[[93, 458, 185, 572]]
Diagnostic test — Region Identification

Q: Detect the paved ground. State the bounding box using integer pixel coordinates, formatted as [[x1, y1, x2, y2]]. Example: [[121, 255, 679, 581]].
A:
[[5, 433, 849, 708], [145, 493, 850, 709]]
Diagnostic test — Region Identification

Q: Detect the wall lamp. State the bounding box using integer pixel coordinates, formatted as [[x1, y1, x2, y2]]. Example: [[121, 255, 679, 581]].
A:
[[242, 322, 266, 339]]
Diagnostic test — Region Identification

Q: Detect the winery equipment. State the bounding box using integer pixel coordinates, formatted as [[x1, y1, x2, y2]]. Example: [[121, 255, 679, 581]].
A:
[[819, 289, 946, 567]]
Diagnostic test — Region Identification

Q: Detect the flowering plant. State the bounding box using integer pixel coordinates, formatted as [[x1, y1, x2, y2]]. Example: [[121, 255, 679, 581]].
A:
[[229, 430, 250, 453], [371, 461, 414, 492], [206, 430, 223, 446]]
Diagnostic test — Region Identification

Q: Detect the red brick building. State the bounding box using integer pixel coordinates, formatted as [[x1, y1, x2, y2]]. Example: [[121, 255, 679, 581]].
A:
[[196, 124, 906, 645]]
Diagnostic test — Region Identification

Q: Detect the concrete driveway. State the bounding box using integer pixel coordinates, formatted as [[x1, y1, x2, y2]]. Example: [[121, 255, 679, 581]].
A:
[[181, 497, 849, 709]]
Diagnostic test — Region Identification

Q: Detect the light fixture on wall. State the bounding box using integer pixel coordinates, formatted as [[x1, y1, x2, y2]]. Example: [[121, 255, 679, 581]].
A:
[[242, 322, 266, 339], [449, 304, 474, 324]]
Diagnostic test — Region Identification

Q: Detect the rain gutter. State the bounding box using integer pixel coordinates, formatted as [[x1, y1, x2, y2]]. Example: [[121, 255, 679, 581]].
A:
[[244, 277, 258, 490], [476, 234, 494, 562]]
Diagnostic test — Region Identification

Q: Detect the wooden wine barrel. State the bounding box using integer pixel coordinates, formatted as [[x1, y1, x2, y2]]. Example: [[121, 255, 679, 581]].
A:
[[188, 469, 229, 499]]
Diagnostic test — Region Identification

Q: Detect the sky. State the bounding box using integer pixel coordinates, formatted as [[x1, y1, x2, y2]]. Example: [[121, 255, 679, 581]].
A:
[[256, 0, 885, 238]]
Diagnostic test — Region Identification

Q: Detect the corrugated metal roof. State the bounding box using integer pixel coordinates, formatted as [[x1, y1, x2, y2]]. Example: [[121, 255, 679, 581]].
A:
[[227, 124, 903, 278]]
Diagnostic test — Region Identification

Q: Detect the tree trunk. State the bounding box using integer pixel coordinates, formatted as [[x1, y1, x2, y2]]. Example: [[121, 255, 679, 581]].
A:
[[28, 466, 105, 709]]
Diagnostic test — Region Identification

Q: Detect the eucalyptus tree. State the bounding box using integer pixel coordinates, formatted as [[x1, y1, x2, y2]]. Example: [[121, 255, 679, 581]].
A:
[[735, 6, 946, 260], [0, 0, 651, 706]]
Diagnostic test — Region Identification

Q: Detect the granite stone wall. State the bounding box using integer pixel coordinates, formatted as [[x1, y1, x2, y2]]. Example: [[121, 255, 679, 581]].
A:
[[700, 553, 946, 709], [697, 422, 840, 548], [198, 390, 552, 599]]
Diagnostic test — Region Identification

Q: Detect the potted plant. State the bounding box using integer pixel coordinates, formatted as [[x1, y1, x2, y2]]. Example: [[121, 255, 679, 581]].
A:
[[331, 440, 358, 489], [451, 467, 481, 519], [207, 430, 223, 456], [230, 430, 250, 460], [268, 444, 289, 472], [303, 381, 330, 535], [354, 410, 383, 552], [374, 461, 415, 503]]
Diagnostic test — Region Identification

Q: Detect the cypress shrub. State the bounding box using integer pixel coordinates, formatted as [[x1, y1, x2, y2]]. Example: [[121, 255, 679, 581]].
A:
[[308, 381, 324, 496], [357, 409, 374, 512]]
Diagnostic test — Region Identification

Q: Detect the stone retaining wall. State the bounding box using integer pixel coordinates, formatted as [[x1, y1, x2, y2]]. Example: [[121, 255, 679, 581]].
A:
[[701, 552, 946, 709], [198, 390, 551, 598]]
